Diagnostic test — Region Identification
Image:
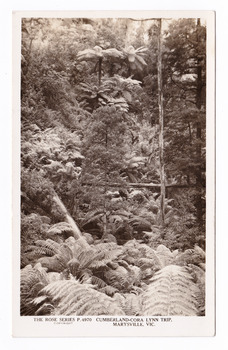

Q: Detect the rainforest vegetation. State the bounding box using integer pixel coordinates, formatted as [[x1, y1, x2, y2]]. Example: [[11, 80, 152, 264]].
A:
[[20, 17, 206, 316]]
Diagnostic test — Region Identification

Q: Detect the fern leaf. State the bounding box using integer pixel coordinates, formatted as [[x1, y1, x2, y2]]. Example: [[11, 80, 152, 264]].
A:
[[122, 293, 142, 316], [194, 245, 206, 260], [89, 249, 122, 269], [67, 258, 80, 276], [103, 48, 124, 58], [142, 265, 200, 316], [41, 280, 76, 302], [104, 265, 132, 291], [37, 255, 65, 272], [39, 280, 124, 315], [77, 48, 100, 60], [58, 243, 74, 263], [186, 264, 205, 315], [137, 257, 159, 271], [175, 247, 205, 267], [59, 293, 94, 316], [32, 295, 48, 306], [35, 303, 55, 316], [33, 239, 61, 256], [128, 216, 151, 230], [90, 276, 107, 288], [77, 249, 99, 270], [20, 264, 49, 315], [81, 209, 104, 227], [55, 285, 89, 314], [155, 244, 174, 267], [47, 222, 75, 237], [100, 285, 119, 297]]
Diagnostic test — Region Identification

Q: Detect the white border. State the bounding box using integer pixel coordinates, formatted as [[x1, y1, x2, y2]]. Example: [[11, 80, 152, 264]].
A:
[[2, 0, 225, 348]]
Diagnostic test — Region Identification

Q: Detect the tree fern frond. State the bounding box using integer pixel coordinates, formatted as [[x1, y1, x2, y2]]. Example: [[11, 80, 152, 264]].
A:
[[41, 280, 76, 302], [26, 281, 46, 299], [77, 48, 101, 60], [64, 236, 77, 246], [20, 264, 49, 315], [21, 264, 48, 291], [77, 249, 99, 270], [194, 245, 206, 260], [122, 293, 142, 316], [47, 222, 75, 237], [89, 249, 122, 269], [35, 303, 55, 316], [38, 255, 66, 272], [55, 285, 90, 314], [21, 302, 39, 316], [75, 296, 102, 315], [67, 258, 80, 276], [32, 295, 48, 306], [81, 209, 104, 227], [137, 257, 160, 271], [95, 242, 120, 251], [90, 275, 107, 288], [142, 265, 200, 316], [103, 48, 124, 59], [58, 243, 74, 263], [155, 244, 174, 267], [186, 264, 205, 315], [128, 216, 151, 230], [66, 237, 88, 256], [100, 285, 119, 297], [174, 247, 205, 267], [103, 265, 136, 291], [33, 239, 61, 256], [58, 293, 94, 316], [39, 280, 124, 315]]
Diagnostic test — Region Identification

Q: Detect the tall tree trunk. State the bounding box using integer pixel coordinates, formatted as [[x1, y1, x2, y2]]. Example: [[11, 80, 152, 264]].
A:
[[52, 193, 90, 248], [102, 126, 108, 238], [98, 57, 102, 86], [196, 18, 203, 229], [157, 18, 166, 235]]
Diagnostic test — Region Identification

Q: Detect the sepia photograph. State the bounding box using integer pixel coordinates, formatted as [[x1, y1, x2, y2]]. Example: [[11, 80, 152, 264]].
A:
[[12, 10, 215, 337]]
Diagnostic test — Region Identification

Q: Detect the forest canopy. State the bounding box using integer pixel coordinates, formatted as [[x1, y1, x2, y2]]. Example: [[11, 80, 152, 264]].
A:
[[20, 17, 206, 317]]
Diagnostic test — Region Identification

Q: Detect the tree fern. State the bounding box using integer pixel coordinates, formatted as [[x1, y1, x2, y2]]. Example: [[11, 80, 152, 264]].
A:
[[123, 46, 148, 73], [29, 239, 61, 257], [77, 46, 123, 84], [36, 236, 123, 279], [142, 265, 200, 316]]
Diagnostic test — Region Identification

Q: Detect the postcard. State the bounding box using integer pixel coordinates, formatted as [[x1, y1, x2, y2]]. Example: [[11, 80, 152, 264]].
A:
[[12, 10, 215, 337]]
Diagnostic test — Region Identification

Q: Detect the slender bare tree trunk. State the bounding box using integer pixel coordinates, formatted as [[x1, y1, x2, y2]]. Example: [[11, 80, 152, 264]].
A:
[[98, 57, 102, 86], [102, 126, 108, 238], [157, 18, 166, 234], [53, 193, 90, 248]]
